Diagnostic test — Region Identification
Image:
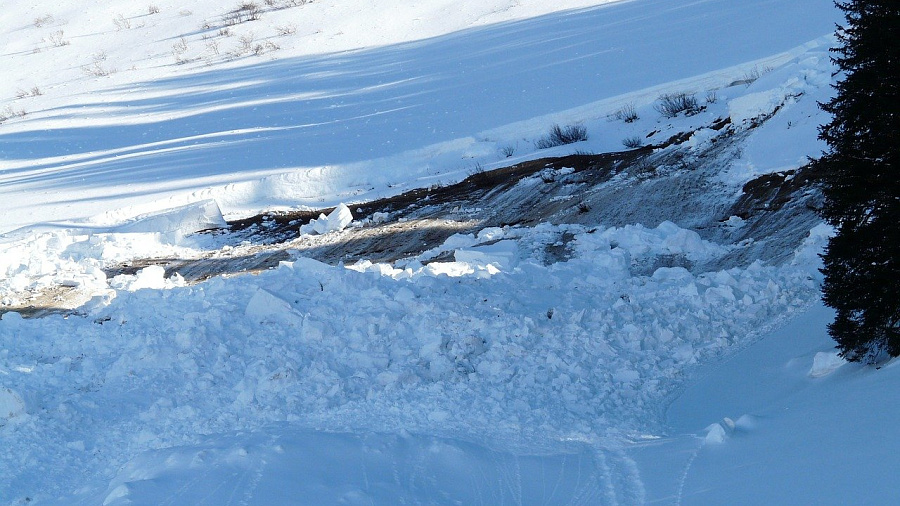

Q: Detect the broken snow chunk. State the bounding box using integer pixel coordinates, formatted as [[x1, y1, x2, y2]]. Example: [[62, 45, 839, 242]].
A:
[[704, 422, 728, 444], [454, 240, 518, 271], [0, 387, 26, 426], [423, 262, 474, 278], [299, 203, 354, 235], [476, 227, 505, 242], [393, 286, 416, 302], [808, 351, 846, 378], [245, 288, 303, 325], [734, 414, 757, 431], [613, 369, 640, 383], [723, 215, 745, 229], [110, 265, 185, 291]]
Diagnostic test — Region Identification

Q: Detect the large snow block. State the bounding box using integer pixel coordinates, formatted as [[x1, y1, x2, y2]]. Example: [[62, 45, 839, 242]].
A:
[[115, 200, 227, 241], [299, 203, 353, 235]]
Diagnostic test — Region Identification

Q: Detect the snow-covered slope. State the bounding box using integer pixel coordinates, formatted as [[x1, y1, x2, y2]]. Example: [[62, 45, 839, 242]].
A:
[[2, 0, 835, 233], [7, 0, 894, 505]]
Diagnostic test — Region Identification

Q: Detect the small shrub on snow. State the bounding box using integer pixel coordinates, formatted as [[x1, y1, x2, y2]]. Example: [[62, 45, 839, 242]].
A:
[[256, 41, 279, 55], [148, 5, 160, 15], [82, 52, 114, 77], [113, 14, 131, 30], [225, 2, 262, 25], [0, 106, 27, 123], [237, 33, 255, 54], [622, 136, 643, 149], [654, 92, 700, 118], [172, 37, 195, 64], [535, 124, 588, 149], [172, 37, 189, 54], [270, 0, 311, 6], [612, 103, 638, 123], [276, 24, 297, 36], [14, 87, 42, 99], [46, 30, 69, 47], [500, 145, 516, 158], [33, 14, 54, 28], [468, 162, 486, 177]]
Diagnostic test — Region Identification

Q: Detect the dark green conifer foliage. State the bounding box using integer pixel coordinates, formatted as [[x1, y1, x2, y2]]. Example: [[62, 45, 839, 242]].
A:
[[814, 1, 900, 362]]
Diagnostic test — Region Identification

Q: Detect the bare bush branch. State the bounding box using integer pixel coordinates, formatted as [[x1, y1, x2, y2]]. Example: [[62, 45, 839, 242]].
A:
[[654, 92, 700, 118], [113, 14, 131, 30], [535, 124, 588, 149], [622, 136, 643, 149], [611, 103, 639, 123], [33, 14, 54, 28], [82, 52, 114, 77], [46, 30, 70, 47], [225, 2, 262, 25], [275, 24, 297, 36]]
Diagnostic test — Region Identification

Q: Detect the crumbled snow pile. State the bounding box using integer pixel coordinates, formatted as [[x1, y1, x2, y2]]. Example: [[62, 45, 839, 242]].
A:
[[0, 221, 826, 501], [0, 228, 202, 310], [0, 231, 110, 304]]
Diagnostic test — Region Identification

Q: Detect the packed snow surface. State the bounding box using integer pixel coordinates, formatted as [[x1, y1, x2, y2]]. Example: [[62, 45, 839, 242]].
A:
[[4, 0, 892, 505]]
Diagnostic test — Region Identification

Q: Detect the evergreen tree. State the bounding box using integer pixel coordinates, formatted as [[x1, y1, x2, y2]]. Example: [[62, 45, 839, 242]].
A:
[[814, 1, 900, 362]]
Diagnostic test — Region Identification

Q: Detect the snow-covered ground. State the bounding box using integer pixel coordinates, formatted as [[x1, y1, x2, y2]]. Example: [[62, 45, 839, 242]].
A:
[[6, 0, 896, 504]]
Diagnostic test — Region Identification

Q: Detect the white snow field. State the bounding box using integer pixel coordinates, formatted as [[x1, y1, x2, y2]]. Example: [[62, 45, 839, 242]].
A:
[[4, 0, 897, 504]]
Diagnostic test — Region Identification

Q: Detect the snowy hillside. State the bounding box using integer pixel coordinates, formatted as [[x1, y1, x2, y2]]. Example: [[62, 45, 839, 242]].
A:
[[5, 0, 897, 505]]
